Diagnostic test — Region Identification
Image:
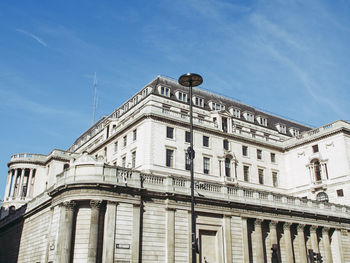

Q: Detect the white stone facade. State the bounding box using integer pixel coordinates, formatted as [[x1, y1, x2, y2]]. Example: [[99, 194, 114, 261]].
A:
[[1, 75, 350, 262]]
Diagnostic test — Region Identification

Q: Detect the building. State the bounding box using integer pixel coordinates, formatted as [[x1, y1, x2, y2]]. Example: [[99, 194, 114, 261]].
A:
[[1, 75, 350, 262]]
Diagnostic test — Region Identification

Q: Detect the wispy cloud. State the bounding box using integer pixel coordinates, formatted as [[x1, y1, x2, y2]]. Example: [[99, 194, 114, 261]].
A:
[[16, 28, 47, 47]]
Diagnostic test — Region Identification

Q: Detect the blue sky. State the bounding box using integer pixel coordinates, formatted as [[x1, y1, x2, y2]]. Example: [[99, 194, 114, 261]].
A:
[[1, 0, 350, 200]]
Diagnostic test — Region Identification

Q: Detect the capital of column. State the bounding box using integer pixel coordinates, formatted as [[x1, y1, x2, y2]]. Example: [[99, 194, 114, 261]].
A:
[[269, 220, 278, 229], [297, 224, 306, 232], [310, 225, 318, 233], [283, 222, 292, 231], [62, 200, 77, 211], [255, 218, 263, 227], [322, 227, 330, 234], [90, 200, 102, 209]]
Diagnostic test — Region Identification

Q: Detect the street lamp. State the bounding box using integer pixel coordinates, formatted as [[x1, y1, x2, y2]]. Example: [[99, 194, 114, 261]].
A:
[[178, 73, 203, 263]]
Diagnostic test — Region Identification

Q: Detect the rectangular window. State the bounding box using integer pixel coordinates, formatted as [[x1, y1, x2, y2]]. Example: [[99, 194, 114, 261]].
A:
[[166, 149, 174, 167], [178, 92, 188, 102], [132, 151, 136, 168], [133, 129, 137, 141], [160, 86, 170, 97], [312, 144, 319, 153], [270, 153, 276, 163], [114, 141, 118, 153], [272, 172, 278, 187], [203, 136, 209, 147], [243, 166, 249, 182], [242, 146, 248, 156], [123, 135, 127, 147], [122, 156, 126, 167], [203, 157, 210, 174], [223, 139, 229, 150], [185, 153, 190, 170], [257, 149, 262, 160], [166, 127, 174, 139], [258, 169, 264, 184], [185, 131, 190, 143], [337, 189, 344, 197], [194, 97, 204, 107]]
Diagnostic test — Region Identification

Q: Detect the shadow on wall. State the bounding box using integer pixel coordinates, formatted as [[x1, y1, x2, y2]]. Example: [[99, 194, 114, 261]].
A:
[[0, 205, 26, 263]]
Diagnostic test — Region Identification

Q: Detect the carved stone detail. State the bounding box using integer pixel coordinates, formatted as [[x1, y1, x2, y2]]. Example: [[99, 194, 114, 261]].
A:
[[322, 227, 330, 234], [283, 222, 292, 230], [62, 200, 76, 211], [255, 218, 263, 226], [297, 224, 306, 232], [90, 199, 102, 209], [310, 225, 318, 233], [269, 220, 278, 229]]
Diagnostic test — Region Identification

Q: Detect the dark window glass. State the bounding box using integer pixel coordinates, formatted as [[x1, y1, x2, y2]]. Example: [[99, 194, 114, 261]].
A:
[[312, 144, 319, 153], [242, 146, 248, 156], [271, 153, 276, 163], [223, 140, 229, 150], [272, 172, 278, 187], [203, 136, 209, 147], [166, 149, 174, 167], [203, 157, 210, 174], [258, 169, 264, 184], [243, 166, 249, 182], [185, 153, 190, 170], [167, 127, 174, 139], [225, 158, 230, 177], [337, 189, 344, 197], [257, 149, 262, 160], [185, 131, 190, 143]]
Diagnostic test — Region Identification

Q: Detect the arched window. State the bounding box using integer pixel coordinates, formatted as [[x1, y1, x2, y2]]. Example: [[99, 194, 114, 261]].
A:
[[225, 158, 231, 177], [316, 192, 329, 202]]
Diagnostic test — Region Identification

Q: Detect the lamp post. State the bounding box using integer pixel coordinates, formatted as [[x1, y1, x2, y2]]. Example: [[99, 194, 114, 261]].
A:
[[178, 73, 203, 263]]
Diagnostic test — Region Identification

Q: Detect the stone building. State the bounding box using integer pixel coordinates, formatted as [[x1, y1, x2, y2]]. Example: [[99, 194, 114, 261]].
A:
[[1, 75, 350, 262]]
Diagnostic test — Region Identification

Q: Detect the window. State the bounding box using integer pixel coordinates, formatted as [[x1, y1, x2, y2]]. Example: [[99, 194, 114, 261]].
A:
[[242, 146, 248, 156], [185, 131, 190, 143], [316, 192, 328, 202], [185, 153, 190, 170], [222, 117, 228, 132], [244, 112, 254, 122], [203, 157, 210, 174], [312, 144, 319, 153], [230, 108, 241, 118], [114, 141, 118, 153], [160, 86, 170, 97], [243, 166, 249, 182], [225, 158, 231, 177], [203, 136, 209, 147], [166, 149, 174, 167], [257, 149, 262, 160], [166, 127, 174, 139], [210, 102, 225, 111], [194, 97, 204, 107], [337, 189, 344, 197], [132, 151, 136, 168], [272, 172, 278, 187], [133, 129, 137, 141], [162, 104, 171, 114], [258, 169, 264, 184], [312, 159, 322, 182], [223, 139, 229, 150], [123, 136, 127, 147], [122, 156, 126, 167], [270, 153, 276, 163], [259, 117, 268, 126], [177, 91, 188, 102], [290, 128, 300, 136], [276, 123, 287, 134]]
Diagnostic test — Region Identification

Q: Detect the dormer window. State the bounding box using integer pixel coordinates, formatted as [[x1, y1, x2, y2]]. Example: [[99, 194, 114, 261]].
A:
[[142, 86, 152, 97], [159, 86, 170, 97], [256, 116, 268, 126], [133, 95, 140, 105], [193, 96, 204, 107], [243, 111, 254, 122], [209, 101, 225, 111], [176, 91, 188, 102], [276, 123, 287, 134], [229, 107, 241, 118], [289, 127, 300, 136]]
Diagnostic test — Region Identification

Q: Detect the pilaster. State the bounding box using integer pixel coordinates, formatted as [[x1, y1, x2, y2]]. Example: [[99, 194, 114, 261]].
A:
[[283, 222, 294, 263]]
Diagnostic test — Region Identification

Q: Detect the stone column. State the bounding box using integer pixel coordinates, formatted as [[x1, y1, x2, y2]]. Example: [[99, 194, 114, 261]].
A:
[[131, 204, 141, 263], [224, 215, 232, 263], [310, 225, 319, 253], [17, 169, 25, 197], [297, 224, 307, 263], [102, 201, 117, 263], [166, 208, 175, 263], [88, 200, 102, 263], [26, 169, 34, 198], [242, 218, 250, 263], [254, 219, 264, 263], [10, 169, 18, 197], [58, 201, 76, 263], [322, 227, 333, 263], [269, 221, 278, 246], [332, 229, 344, 263], [283, 222, 294, 263], [4, 170, 12, 199]]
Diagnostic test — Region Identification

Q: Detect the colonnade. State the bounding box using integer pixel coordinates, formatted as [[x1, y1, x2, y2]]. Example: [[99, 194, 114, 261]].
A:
[[5, 168, 36, 200], [247, 218, 336, 263]]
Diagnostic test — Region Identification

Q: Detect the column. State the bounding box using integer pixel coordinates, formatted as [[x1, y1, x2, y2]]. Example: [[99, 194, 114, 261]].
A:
[[224, 215, 232, 263], [17, 169, 25, 197], [332, 229, 345, 263], [322, 227, 333, 263], [26, 169, 34, 198], [4, 170, 12, 199], [131, 204, 141, 263], [58, 201, 76, 263], [269, 221, 278, 262], [254, 219, 264, 263], [297, 224, 307, 263], [166, 208, 175, 263], [10, 169, 18, 197], [242, 218, 250, 263], [283, 222, 294, 263], [88, 200, 102, 263], [310, 225, 319, 253], [102, 201, 117, 263]]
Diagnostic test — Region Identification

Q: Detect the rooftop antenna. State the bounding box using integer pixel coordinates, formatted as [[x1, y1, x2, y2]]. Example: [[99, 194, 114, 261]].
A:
[[92, 72, 98, 125]]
